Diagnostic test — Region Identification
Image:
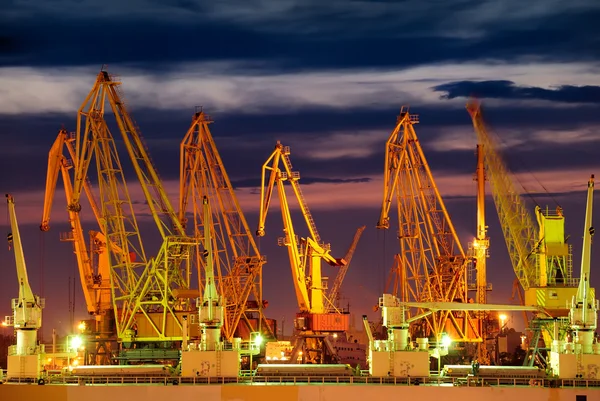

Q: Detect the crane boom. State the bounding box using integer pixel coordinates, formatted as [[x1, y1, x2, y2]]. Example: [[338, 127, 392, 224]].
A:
[[570, 175, 597, 339], [7, 195, 36, 305], [467, 100, 537, 290], [327, 225, 366, 307], [179, 110, 271, 341]]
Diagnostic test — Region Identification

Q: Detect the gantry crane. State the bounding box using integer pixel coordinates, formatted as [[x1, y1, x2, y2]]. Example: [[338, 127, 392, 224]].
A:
[[44, 69, 196, 354], [467, 99, 581, 365], [41, 128, 119, 364], [256, 141, 360, 364], [179, 110, 273, 342], [4, 194, 46, 383], [377, 107, 478, 346]]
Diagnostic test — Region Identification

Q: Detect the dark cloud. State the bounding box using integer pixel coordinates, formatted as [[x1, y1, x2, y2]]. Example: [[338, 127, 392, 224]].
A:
[[433, 80, 600, 104], [1, 4, 599, 69]]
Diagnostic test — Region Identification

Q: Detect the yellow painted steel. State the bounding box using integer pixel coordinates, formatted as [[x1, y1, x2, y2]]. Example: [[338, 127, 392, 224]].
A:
[[178, 110, 272, 341], [256, 142, 346, 314], [377, 107, 475, 342], [61, 70, 196, 342]]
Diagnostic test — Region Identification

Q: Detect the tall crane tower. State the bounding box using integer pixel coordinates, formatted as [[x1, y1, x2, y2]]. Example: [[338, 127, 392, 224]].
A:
[[4, 194, 46, 383], [179, 110, 273, 342], [41, 128, 114, 364], [467, 99, 580, 365], [377, 107, 478, 345], [48, 69, 196, 354], [256, 141, 360, 364]]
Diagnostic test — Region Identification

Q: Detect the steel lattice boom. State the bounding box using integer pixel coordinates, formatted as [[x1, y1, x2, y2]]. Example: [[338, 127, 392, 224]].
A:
[[179, 110, 273, 341], [378, 107, 478, 342], [69, 70, 196, 342]]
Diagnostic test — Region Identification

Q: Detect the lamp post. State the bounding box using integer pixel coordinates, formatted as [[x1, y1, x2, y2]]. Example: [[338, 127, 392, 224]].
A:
[[499, 314, 507, 333]]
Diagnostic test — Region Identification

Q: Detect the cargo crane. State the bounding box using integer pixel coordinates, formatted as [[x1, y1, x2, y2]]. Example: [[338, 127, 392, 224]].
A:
[[179, 110, 273, 342], [53, 69, 196, 357], [4, 194, 46, 383], [256, 141, 359, 364], [467, 100, 581, 366], [41, 128, 114, 364], [377, 107, 478, 346]]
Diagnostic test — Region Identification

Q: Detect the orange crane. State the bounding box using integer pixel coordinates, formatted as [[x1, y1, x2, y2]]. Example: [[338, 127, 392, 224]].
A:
[[256, 141, 362, 363], [45, 69, 196, 356], [377, 107, 479, 345], [41, 128, 114, 363], [179, 110, 274, 341]]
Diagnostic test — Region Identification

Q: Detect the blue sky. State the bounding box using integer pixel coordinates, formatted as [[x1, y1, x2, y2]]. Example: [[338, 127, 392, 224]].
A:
[[1, 0, 599, 337]]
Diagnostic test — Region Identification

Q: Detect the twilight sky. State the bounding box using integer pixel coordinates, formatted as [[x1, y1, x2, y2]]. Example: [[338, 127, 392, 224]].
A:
[[1, 0, 599, 338]]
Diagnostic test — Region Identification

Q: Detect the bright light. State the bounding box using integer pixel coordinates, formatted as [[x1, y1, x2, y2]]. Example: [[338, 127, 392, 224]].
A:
[[1, 321, 6, 327], [441, 334, 452, 348], [333, 333, 338, 339], [70, 335, 83, 350], [499, 314, 508, 326], [253, 334, 263, 346], [77, 321, 86, 332]]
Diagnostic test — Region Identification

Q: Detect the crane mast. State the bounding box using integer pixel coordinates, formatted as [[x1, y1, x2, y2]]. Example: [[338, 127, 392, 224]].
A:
[[472, 145, 491, 362], [67, 70, 195, 344], [179, 110, 272, 342], [377, 107, 476, 344], [5, 194, 45, 381], [257, 141, 353, 364]]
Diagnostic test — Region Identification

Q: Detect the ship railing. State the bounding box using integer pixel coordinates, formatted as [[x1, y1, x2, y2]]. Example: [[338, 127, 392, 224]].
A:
[[10, 372, 600, 388]]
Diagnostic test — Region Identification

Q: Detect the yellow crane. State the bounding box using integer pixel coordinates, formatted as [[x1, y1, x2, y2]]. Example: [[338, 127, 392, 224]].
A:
[[179, 110, 273, 342], [5, 194, 46, 383], [377, 107, 478, 345], [467, 99, 581, 365], [51, 69, 196, 352], [256, 141, 360, 364]]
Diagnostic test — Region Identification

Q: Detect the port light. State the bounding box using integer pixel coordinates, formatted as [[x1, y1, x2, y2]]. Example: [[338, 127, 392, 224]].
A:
[[70, 335, 83, 350], [441, 334, 452, 348], [252, 333, 263, 346]]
